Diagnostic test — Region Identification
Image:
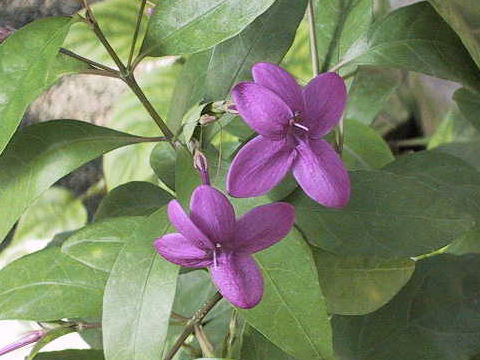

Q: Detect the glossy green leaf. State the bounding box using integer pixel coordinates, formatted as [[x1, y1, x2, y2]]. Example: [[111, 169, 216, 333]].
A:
[[333, 254, 480, 360], [454, 87, 480, 132], [167, 0, 307, 133], [282, 20, 311, 83], [150, 142, 177, 191], [203, 0, 307, 101], [239, 229, 334, 360], [35, 350, 104, 360], [428, 0, 480, 68], [103, 63, 181, 190], [0, 120, 143, 243], [313, 0, 372, 71], [62, 217, 144, 272], [64, 0, 146, 65], [95, 182, 172, 220], [290, 168, 474, 257], [141, 0, 276, 56], [0, 187, 87, 268], [346, 67, 403, 125], [313, 248, 414, 315], [342, 2, 480, 90], [103, 208, 179, 360], [0, 16, 83, 154], [0, 247, 106, 321], [241, 325, 295, 360], [342, 118, 394, 170], [27, 326, 75, 360]]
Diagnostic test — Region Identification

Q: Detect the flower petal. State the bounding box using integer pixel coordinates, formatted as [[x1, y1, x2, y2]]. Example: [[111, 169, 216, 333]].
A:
[[234, 202, 295, 254], [167, 200, 213, 250], [252, 62, 303, 113], [303, 72, 347, 137], [190, 185, 236, 245], [232, 82, 293, 139], [293, 138, 350, 208], [227, 136, 295, 198], [210, 254, 263, 309], [154, 233, 212, 268]]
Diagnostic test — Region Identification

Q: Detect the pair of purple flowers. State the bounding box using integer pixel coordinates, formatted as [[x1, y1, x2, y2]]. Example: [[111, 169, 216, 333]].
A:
[[155, 63, 350, 308]]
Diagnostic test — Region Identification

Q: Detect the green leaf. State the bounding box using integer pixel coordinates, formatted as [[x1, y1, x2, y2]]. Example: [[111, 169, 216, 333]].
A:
[[313, 0, 372, 71], [312, 248, 414, 315], [342, 2, 480, 90], [342, 118, 394, 170], [428, 0, 480, 68], [0, 186, 87, 268], [103, 63, 181, 190], [0, 247, 106, 321], [0, 120, 143, 243], [27, 326, 75, 360], [95, 182, 172, 220], [141, 0, 276, 56], [290, 168, 474, 257], [103, 208, 179, 360], [346, 67, 403, 125], [454, 87, 480, 132], [150, 142, 177, 191], [385, 149, 480, 255], [203, 0, 307, 101], [239, 229, 334, 360], [62, 217, 144, 273], [282, 20, 311, 83], [34, 350, 104, 360], [333, 254, 480, 360], [0, 16, 83, 154], [241, 325, 295, 360], [427, 108, 480, 149], [64, 0, 146, 65], [435, 141, 480, 172], [167, 0, 307, 132]]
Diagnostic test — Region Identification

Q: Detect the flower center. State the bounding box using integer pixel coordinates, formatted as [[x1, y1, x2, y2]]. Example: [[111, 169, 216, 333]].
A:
[[287, 112, 309, 147], [213, 243, 222, 269]]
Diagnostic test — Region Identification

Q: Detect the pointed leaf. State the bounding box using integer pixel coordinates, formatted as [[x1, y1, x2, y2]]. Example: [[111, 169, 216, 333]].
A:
[[141, 0, 276, 56], [0, 16, 85, 154], [0, 120, 144, 243], [102, 208, 179, 360]]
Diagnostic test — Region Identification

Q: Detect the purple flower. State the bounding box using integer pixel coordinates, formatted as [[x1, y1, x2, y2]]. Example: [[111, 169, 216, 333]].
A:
[[227, 62, 350, 208], [0, 330, 44, 356], [154, 185, 295, 308]]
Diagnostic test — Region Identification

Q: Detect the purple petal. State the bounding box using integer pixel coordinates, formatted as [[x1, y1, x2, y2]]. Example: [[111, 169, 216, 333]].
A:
[[303, 72, 347, 137], [232, 82, 293, 139], [210, 254, 263, 309], [292, 138, 350, 208], [190, 185, 236, 245], [227, 136, 295, 198], [252, 62, 303, 113], [155, 233, 212, 268], [167, 200, 213, 250], [234, 202, 295, 254]]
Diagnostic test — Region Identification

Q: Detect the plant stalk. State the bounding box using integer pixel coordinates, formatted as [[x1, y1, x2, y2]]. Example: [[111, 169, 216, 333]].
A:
[[307, 0, 320, 77], [164, 291, 223, 360], [127, 0, 147, 69]]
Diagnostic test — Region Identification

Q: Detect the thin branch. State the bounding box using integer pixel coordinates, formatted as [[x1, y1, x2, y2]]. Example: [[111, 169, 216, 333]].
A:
[[59, 48, 119, 74], [194, 324, 215, 358], [306, 0, 320, 76], [164, 292, 223, 360], [128, 0, 147, 69]]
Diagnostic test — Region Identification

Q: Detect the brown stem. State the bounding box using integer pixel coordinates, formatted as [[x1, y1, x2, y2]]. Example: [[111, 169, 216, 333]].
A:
[[164, 292, 222, 360]]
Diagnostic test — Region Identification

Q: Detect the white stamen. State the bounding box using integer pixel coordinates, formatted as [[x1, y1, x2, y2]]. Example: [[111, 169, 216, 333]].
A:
[[213, 243, 221, 269], [292, 122, 309, 132]]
